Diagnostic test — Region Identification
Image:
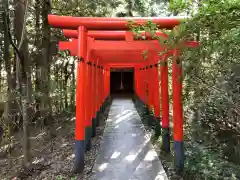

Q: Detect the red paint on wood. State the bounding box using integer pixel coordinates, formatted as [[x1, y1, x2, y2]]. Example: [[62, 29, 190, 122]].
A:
[[48, 15, 183, 30], [153, 61, 160, 118], [172, 50, 183, 141], [161, 54, 169, 128], [75, 26, 87, 140]]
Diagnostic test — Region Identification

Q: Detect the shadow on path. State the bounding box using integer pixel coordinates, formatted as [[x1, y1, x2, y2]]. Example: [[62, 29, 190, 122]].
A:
[[90, 97, 168, 180]]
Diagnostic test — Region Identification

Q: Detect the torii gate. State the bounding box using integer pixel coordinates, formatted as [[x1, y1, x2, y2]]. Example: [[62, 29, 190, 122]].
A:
[[48, 15, 199, 173]]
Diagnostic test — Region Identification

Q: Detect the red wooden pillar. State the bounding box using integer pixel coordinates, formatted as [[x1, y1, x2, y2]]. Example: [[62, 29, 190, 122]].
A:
[[153, 59, 161, 138], [94, 59, 98, 116], [139, 66, 144, 103], [138, 67, 141, 100], [134, 66, 139, 97], [104, 66, 110, 104], [150, 58, 157, 113], [145, 63, 150, 108], [84, 52, 92, 151], [147, 60, 155, 126], [92, 57, 97, 137], [145, 65, 149, 108], [102, 67, 104, 105], [99, 65, 102, 109], [74, 26, 87, 173], [137, 66, 141, 98], [143, 65, 147, 105], [96, 59, 100, 126], [103, 68, 107, 100], [161, 53, 170, 153], [153, 62, 160, 118], [148, 61, 154, 112], [107, 67, 110, 97], [100, 65, 104, 111], [100, 65, 103, 109], [141, 66, 145, 103], [105, 67, 109, 98], [172, 50, 184, 172]]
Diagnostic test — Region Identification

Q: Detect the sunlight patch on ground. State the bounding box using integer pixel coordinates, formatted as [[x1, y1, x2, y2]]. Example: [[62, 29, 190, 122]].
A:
[[107, 118, 113, 122], [114, 125, 120, 129], [144, 149, 157, 161], [56, 126, 62, 131], [70, 117, 75, 121], [125, 138, 150, 163], [111, 151, 121, 159], [154, 172, 168, 180], [115, 112, 134, 124], [125, 154, 137, 162], [32, 157, 44, 164], [17, 155, 24, 159], [67, 154, 75, 160], [60, 143, 68, 148], [98, 163, 108, 172], [116, 110, 132, 118], [30, 132, 46, 140]]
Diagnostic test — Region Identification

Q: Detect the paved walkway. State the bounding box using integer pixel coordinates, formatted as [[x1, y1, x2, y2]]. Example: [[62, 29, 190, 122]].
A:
[[90, 97, 168, 180]]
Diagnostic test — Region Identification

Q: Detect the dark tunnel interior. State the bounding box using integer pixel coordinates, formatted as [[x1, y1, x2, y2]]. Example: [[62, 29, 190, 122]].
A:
[[110, 68, 134, 95]]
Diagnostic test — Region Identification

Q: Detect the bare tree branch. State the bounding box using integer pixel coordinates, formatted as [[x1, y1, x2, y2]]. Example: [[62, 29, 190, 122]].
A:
[[18, 0, 29, 50]]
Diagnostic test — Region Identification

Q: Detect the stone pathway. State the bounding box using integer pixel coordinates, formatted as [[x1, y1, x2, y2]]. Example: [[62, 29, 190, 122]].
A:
[[90, 97, 168, 180]]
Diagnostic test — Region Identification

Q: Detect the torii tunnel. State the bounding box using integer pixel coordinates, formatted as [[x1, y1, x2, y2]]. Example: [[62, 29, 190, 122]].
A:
[[48, 15, 199, 173]]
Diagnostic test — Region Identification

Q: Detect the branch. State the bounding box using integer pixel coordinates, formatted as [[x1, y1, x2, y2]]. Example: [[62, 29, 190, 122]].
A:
[[4, 10, 22, 61], [4, 8, 25, 77], [18, 0, 29, 50]]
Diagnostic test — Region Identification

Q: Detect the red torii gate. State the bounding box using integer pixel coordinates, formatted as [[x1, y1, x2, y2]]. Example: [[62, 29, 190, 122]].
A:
[[48, 15, 199, 174]]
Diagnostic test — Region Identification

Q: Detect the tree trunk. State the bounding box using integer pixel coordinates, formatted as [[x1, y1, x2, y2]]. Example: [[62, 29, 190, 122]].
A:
[[40, 0, 52, 114], [14, 0, 31, 166], [54, 64, 60, 112], [127, 0, 134, 16], [60, 65, 64, 111], [34, 0, 41, 113], [64, 62, 69, 109], [3, 0, 13, 136], [70, 61, 75, 110]]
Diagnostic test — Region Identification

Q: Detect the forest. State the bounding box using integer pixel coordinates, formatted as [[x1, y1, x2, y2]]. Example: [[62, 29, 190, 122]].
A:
[[0, 0, 240, 179]]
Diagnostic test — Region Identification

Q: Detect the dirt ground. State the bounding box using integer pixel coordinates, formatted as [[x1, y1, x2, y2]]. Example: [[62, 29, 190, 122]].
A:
[[0, 108, 109, 180]]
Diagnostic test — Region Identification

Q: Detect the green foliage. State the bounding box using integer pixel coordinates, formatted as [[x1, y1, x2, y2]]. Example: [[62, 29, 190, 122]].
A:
[[169, 0, 192, 15], [130, 0, 240, 178], [185, 142, 240, 180]]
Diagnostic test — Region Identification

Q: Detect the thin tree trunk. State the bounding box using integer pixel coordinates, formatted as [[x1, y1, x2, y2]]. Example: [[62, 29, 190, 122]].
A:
[[127, 0, 134, 16], [54, 65, 59, 112], [40, 0, 52, 113], [64, 62, 69, 109], [3, 0, 14, 141], [60, 65, 64, 110], [14, 0, 31, 166], [70, 61, 75, 110], [34, 0, 41, 112]]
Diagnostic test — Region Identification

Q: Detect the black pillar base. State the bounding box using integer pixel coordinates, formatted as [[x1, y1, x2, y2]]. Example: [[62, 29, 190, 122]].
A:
[[91, 118, 96, 138], [148, 114, 154, 127], [154, 117, 161, 138], [161, 127, 170, 153], [174, 141, 184, 173], [84, 126, 92, 151], [144, 106, 150, 115], [102, 103, 106, 112], [73, 140, 85, 173], [96, 111, 100, 127]]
